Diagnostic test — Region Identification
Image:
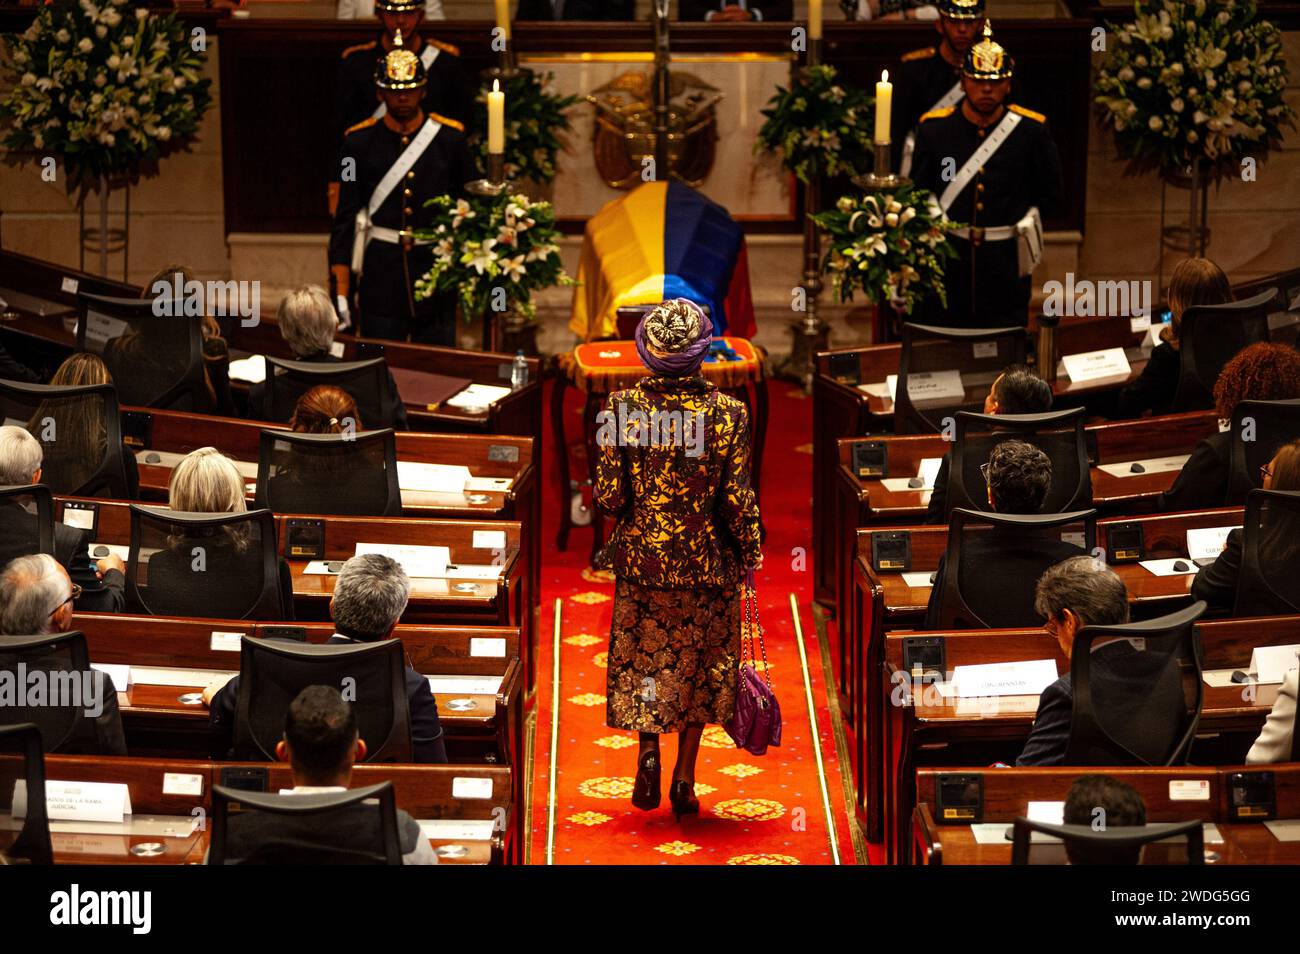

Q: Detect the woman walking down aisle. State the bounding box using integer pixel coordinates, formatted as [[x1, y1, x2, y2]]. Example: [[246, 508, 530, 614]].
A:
[[594, 299, 764, 821]]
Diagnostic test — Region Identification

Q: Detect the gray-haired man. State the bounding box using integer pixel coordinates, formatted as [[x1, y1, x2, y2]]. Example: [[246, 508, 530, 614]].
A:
[[204, 553, 446, 762]]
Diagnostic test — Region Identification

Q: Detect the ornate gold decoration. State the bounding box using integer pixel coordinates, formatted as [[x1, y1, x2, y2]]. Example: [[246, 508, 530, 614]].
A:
[[711, 798, 787, 821], [655, 840, 702, 856], [564, 633, 602, 647], [577, 776, 636, 798], [567, 811, 613, 826], [567, 692, 607, 707], [964, 23, 1014, 80], [570, 591, 612, 606], [593, 734, 637, 749], [727, 853, 801, 865], [581, 567, 617, 584], [592, 651, 609, 669], [701, 725, 736, 749], [718, 763, 765, 779]]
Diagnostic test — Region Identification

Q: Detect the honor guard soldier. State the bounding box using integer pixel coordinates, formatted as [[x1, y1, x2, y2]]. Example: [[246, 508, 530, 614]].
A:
[[910, 23, 1062, 328], [329, 42, 473, 345], [334, 0, 473, 143], [889, 0, 985, 175]]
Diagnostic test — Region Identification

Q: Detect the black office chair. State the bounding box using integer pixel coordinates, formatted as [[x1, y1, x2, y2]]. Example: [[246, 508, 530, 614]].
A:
[[1171, 287, 1279, 413], [1234, 489, 1300, 617], [126, 505, 290, 620], [0, 723, 53, 865], [263, 356, 395, 429], [1064, 601, 1207, 767], [1010, 816, 1204, 866], [75, 292, 208, 411], [895, 323, 1028, 434], [0, 379, 132, 498], [231, 636, 412, 763], [209, 781, 402, 865], [933, 509, 1096, 629], [946, 408, 1092, 518], [1225, 399, 1300, 504], [0, 631, 126, 756], [254, 428, 401, 517], [0, 484, 54, 564]]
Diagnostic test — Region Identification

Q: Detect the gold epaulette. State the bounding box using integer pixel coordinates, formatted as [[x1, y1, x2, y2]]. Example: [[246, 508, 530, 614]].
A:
[[429, 111, 464, 132], [920, 105, 956, 122], [901, 46, 937, 62], [428, 38, 460, 56], [344, 116, 380, 137], [341, 39, 377, 59], [1009, 104, 1047, 123]]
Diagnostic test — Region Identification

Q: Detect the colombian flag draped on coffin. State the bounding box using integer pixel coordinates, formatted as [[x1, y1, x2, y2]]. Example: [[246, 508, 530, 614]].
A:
[[569, 180, 757, 341]]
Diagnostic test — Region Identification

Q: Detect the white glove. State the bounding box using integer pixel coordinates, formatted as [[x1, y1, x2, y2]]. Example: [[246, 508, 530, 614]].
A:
[[335, 295, 353, 332]]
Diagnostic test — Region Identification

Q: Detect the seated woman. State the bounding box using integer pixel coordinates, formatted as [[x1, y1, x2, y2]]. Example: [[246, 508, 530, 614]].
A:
[[247, 286, 407, 429], [139, 447, 293, 619], [1191, 438, 1300, 616], [1113, 257, 1231, 419], [1248, 668, 1300, 763], [1159, 343, 1300, 512]]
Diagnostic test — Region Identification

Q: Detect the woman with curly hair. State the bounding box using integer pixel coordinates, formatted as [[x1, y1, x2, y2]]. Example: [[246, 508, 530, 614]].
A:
[[1159, 342, 1300, 512]]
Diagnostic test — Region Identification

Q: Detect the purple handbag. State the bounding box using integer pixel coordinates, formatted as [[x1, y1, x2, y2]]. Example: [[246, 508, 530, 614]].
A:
[[725, 575, 782, 756]]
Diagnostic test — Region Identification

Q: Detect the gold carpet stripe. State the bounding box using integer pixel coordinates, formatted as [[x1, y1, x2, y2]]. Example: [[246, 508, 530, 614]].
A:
[[545, 597, 563, 865], [789, 593, 841, 865]]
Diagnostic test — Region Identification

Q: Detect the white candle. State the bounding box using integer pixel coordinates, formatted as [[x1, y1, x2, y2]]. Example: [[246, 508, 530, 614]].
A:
[[488, 79, 505, 155], [809, 0, 822, 39], [875, 69, 892, 144], [495, 0, 511, 40]]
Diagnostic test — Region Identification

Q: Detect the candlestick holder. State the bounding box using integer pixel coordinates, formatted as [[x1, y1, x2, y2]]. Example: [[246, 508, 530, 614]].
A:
[[486, 35, 523, 82], [852, 141, 910, 191], [465, 151, 511, 197]]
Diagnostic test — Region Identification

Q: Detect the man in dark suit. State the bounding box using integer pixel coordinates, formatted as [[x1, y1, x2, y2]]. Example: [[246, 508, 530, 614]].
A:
[[680, 0, 792, 19], [1017, 555, 1140, 766], [925, 439, 1083, 628], [925, 363, 1052, 523], [0, 425, 125, 612], [517, 0, 635, 18], [204, 553, 447, 763]]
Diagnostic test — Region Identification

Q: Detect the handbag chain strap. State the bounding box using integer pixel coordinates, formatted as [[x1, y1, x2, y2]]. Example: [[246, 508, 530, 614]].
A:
[[742, 570, 772, 691]]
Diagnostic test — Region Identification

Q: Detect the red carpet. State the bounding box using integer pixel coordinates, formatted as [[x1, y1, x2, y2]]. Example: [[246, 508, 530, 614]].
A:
[[527, 376, 859, 865]]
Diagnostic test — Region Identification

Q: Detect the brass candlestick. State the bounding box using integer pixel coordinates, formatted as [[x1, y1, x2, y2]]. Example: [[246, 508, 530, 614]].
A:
[[466, 151, 511, 197], [852, 141, 910, 192]]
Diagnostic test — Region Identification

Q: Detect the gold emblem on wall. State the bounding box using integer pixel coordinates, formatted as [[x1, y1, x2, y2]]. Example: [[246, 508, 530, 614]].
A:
[[587, 69, 722, 189]]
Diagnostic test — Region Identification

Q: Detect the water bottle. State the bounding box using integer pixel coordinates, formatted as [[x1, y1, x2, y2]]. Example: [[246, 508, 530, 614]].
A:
[[511, 350, 528, 391]]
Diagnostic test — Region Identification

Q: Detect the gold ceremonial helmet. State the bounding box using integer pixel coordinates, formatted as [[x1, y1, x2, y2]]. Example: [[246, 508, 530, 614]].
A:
[[937, 0, 985, 20], [374, 0, 423, 12], [963, 22, 1014, 80], [375, 29, 427, 90]]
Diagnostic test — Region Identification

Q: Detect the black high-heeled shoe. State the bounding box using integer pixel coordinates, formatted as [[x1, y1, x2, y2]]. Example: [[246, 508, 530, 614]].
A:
[[669, 780, 699, 821], [632, 749, 661, 810]]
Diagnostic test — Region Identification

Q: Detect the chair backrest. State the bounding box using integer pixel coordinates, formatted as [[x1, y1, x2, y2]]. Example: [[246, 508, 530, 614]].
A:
[[613, 302, 712, 341], [0, 379, 131, 498], [1010, 817, 1204, 866], [0, 631, 120, 756], [264, 356, 394, 429], [231, 636, 412, 763], [209, 781, 402, 865], [254, 429, 401, 517], [126, 505, 286, 620], [1172, 287, 1278, 412], [75, 293, 207, 411], [935, 508, 1096, 629], [1226, 399, 1300, 505], [1065, 601, 1207, 767], [0, 484, 55, 567], [947, 408, 1092, 518], [0, 723, 52, 865], [895, 323, 1028, 434], [1235, 489, 1300, 617]]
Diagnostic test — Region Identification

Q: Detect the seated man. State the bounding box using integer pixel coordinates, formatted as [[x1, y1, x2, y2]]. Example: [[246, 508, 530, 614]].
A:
[[205, 553, 447, 763], [926, 364, 1053, 523], [1017, 556, 1139, 766], [0, 554, 126, 754], [0, 425, 124, 612], [1061, 774, 1148, 865], [925, 439, 1082, 628], [208, 685, 436, 865]]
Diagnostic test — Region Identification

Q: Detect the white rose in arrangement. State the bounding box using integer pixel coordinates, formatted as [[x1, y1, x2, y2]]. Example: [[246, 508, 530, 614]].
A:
[[1118, 66, 1136, 82], [95, 25, 107, 38], [156, 126, 171, 140], [1137, 77, 1153, 89], [1149, 116, 1163, 130], [1170, 97, 1184, 112], [78, 37, 93, 52], [107, 55, 121, 69], [20, 72, 37, 87], [56, 29, 70, 43], [884, 212, 899, 227], [122, 36, 133, 47]]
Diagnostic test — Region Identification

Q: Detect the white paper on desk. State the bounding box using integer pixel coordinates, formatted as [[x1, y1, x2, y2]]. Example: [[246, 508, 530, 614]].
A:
[[1096, 455, 1190, 478], [1027, 801, 1065, 825], [465, 476, 513, 493], [886, 370, 964, 405], [1249, 644, 1300, 685], [301, 561, 336, 576], [397, 461, 471, 494], [1130, 315, 1152, 334], [1149, 322, 1168, 348], [950, 659, 1058, 698], [1203, 669, 1243, 688], [901, 571, 935, 589], [1061, 347, 1132, 383], [857, 381, 892, 399], [1187, 526, 1241, 562], [445, 383, 511, 410], [427, 675, 502, 696], [970, 823, 1014, 845], [227, 354, 267, 384], [354, 542, 449, 579], [1264, 819, 1300, 842], [444, 564, 501, 581], [1139, 558, 1199, 577], [917, 457, 944, 487], [880, 477, 932, 494], [61, 508, 95, 531], [90, 663, 131, 693], [451, 776, 493, 800], [13, 779, 132, 823], [420, 818, 496, 842]]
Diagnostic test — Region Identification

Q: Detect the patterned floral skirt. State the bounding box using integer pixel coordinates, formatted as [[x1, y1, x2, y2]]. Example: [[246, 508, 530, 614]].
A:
[[605, 577, 740, 734]]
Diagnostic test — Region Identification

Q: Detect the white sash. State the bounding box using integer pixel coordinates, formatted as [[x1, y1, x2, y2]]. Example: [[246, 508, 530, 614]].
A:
[[351, 116, 442, 274], [937, 109, 1022, 214], [899, 80, 963, 178], [371, 45, 441, 120]]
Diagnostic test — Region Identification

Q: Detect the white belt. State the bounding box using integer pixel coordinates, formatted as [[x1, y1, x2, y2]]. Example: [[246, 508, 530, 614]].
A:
[[368, 226, 433, 246], [949, 224, 1017, 242]]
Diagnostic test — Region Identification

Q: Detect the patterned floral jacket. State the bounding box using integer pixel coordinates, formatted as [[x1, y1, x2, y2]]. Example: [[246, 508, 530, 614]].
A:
[[594, 374, 762, 589]]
